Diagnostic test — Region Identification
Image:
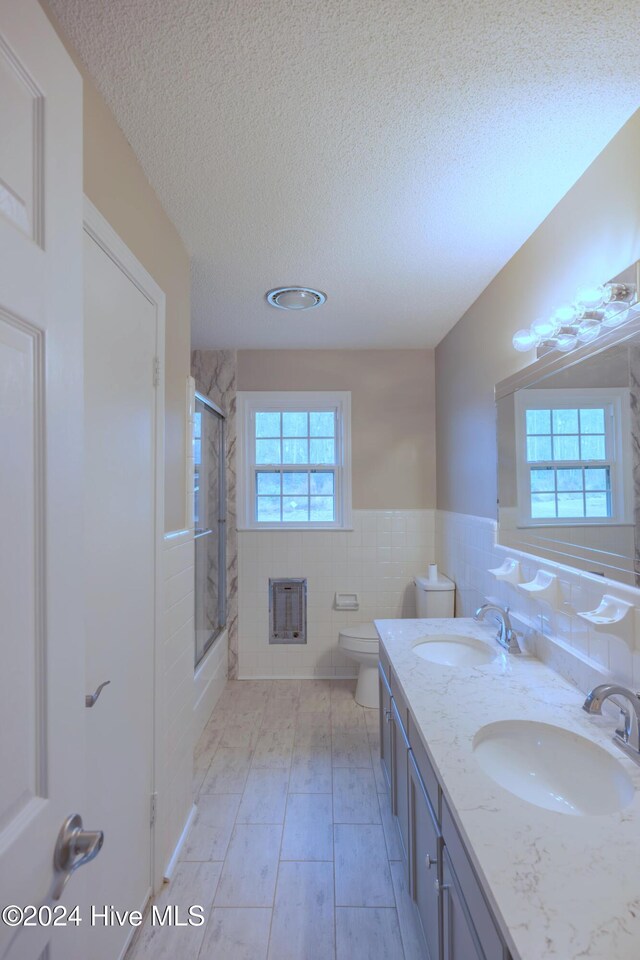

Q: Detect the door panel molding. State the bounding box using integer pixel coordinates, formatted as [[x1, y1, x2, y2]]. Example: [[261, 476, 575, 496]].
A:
[[82, 197, 166, 895]]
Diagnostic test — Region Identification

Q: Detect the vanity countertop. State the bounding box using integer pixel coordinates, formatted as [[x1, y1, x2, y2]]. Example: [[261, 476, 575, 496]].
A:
[[375, 616, 640, 960]]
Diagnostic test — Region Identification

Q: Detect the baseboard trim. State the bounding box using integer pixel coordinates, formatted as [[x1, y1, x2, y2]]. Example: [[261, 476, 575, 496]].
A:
[[164, 803, 197, 881]]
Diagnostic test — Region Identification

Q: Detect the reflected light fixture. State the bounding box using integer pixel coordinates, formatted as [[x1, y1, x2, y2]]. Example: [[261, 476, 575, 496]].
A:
[[512, 279, 637, 354], [266, 287, 327, 310]]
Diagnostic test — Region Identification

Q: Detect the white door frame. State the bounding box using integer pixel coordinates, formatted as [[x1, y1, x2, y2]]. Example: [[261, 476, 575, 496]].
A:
[[82, 197, 166, 894]]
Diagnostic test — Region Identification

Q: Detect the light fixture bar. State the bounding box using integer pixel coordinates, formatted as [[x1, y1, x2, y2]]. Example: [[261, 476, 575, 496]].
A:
[[512, 281, 636, 355]]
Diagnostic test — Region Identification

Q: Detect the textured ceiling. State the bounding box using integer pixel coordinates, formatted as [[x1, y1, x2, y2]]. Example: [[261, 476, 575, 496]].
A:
[[50, 0, 640, 349]]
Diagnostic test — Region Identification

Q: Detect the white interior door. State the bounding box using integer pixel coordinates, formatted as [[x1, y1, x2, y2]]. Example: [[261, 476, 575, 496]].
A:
[[0, 3, 91, 960], [81, 211, 161, 960]]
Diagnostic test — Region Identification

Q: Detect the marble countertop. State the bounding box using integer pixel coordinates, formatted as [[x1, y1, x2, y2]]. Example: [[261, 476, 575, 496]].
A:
[[374, 617, 640, 960]]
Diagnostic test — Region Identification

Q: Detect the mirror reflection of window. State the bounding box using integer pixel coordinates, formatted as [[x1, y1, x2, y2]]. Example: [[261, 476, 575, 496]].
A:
[[514, 388, 630, 528], [496, 337, 638, 586]]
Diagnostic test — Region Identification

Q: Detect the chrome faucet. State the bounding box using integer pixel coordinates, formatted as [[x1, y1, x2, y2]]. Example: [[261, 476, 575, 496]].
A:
[[582, 684, 640, 760], [474, 603, 521, 655]]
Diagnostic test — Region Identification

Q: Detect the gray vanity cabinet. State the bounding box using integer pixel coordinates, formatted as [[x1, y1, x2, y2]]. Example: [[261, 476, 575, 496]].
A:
[[378, 649, 511, 960], [442, 802, 508, 960], [379, 656, 410, 864], [442, 850, 485, 960], [391, 696, 410, 860], [378, 663, 393, 791], [408, 750, 441, 960]]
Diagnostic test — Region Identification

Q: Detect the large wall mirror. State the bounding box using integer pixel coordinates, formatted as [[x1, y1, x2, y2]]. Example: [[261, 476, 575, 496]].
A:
[[496, 262, 640, 587]]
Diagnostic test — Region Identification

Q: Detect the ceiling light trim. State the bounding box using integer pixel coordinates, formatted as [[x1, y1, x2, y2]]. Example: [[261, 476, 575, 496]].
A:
[[266, 287, 327, 311]]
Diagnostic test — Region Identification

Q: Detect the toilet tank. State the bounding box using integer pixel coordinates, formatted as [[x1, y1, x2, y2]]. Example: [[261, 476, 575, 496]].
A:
[[415, 574, 455, 618]]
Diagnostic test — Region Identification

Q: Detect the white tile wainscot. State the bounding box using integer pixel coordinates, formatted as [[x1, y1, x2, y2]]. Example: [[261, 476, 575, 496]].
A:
[[238, 509, 436, 679], [193, 629, 228, 742], [436, 509, 640, 693], [160, 529, 197, 877], [376, 616, 640, 960]]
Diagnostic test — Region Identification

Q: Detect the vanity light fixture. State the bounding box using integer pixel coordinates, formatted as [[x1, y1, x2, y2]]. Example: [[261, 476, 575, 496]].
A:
[[512, 280, 637, 355], [266, 287, 327, 310]]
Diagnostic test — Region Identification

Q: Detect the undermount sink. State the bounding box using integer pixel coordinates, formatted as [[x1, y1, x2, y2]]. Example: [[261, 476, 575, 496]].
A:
[[473, 720, 634, 816], [413, 634, 497, 667]]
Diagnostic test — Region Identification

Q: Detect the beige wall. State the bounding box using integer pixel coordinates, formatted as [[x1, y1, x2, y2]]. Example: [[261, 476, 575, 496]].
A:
[[41, 2, 191, 532], [436, 109, 640, 519], [237, 349, 436, 509]]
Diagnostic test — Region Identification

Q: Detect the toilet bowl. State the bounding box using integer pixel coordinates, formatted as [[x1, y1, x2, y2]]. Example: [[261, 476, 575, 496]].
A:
[[338, 622, 379, 708]]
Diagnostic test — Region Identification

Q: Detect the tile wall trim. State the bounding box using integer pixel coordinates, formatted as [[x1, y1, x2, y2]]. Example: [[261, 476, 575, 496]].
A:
[[238, 509, 437, 679], [436, 509, 640, 692]]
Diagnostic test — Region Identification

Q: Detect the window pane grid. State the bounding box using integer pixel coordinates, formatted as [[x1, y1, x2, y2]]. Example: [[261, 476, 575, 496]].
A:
[[255, 410, 336, 467], [256, 468, 335, 523], [526, 406, 607, 464], [529, 465, 611, 519]]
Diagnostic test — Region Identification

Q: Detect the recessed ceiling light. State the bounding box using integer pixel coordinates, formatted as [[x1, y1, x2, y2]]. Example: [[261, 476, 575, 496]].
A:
[[266, 287, 327, 310]]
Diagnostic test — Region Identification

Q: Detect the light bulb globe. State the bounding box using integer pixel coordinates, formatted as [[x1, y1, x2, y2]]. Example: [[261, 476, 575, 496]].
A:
[[512, 328, 540, 352], [553, 304, 578, 326], [575, 284, 606, 311], [555, 333, 579, 353], [531, 316, 560, 339], [602, 300, 629, 328], [576, 318, 601, 343]]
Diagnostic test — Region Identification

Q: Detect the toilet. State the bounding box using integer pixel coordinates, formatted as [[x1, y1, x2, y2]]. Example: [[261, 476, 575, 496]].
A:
[[414, 572, 455, 617], [338, 622, 381, 708], [339, 572, 455, 708]]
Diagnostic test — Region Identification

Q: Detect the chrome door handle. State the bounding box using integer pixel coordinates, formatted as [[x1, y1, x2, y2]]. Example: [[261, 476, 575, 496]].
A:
[[85, 680, 110, 707], [52, 814, 104, 899]]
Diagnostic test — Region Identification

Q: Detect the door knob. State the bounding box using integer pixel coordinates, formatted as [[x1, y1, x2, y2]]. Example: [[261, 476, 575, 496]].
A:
[[52, 814, 104, 899], [85, 680, 110, 707]]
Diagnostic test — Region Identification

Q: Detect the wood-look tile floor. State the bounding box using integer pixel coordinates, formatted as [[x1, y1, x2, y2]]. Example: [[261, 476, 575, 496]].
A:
[[129, 679, 425, 960]]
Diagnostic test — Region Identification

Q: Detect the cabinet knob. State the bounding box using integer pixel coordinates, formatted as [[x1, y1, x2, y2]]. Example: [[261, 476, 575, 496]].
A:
[[425, 853, 436, 870], [434, 878, 450, 894], [385, 709, 392, 723]]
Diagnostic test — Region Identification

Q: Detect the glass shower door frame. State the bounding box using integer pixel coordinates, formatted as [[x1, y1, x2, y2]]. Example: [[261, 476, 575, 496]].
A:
[[194, 390, 226, 667]]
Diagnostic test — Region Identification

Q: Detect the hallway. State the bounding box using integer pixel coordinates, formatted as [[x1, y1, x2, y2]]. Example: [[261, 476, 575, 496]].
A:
[[128, 679, 425, 960]]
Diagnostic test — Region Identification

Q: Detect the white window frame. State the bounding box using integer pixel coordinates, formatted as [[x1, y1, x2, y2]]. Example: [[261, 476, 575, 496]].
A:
[[514, 387, 632, 528], [237, 390, 352, 530]]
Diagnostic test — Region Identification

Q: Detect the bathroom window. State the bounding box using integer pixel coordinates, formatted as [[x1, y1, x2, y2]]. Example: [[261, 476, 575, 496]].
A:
[[237, 391, 352, 529], [515, 388, 631, 526]]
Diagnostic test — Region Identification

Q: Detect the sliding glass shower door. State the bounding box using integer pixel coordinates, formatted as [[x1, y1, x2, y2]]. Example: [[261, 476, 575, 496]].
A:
[[194, 392, 226, 667]]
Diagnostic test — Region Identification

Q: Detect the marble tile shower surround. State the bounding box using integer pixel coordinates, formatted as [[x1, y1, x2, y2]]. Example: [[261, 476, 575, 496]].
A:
[[192, 350, 238, 678], [238, 510, 436, 679], [436, 509, 640, 693]]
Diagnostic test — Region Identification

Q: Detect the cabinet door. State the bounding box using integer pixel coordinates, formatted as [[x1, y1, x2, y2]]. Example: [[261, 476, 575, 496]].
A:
[[442, 852, 485, 960], [379, 664, 393, 791], [408, 752, 441, 960], [391, 696, 410, 861]]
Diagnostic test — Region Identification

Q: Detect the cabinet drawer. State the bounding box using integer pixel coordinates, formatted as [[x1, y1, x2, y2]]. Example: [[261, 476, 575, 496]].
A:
[[442, 800, 506, 960], [408, 716, 440, 823]]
